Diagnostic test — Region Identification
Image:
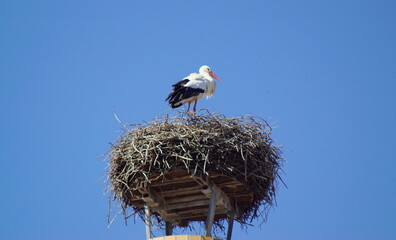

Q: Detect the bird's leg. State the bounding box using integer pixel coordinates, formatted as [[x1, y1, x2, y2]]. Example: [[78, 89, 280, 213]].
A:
[[187, 102, 191, 112], [193, 100, 198, 112]]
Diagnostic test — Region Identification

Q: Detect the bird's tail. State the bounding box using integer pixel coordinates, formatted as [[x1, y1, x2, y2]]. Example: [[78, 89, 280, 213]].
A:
[[170, 103, 183, 109]]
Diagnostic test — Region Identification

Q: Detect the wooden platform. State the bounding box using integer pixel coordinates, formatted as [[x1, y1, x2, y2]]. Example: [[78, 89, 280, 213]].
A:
[[127, 170, 254, 224]]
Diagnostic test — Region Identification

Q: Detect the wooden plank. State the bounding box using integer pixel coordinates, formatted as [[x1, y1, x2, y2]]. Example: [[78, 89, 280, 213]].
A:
[[172, 205, 227, 215], [160, 189, 203, 198], [216, 181, 245, 188], [158, 186, 203, 196], [163, 207, 228, 222], [153, 199, 211, 211], [157, 212, 180, 219], [133, 188, 203, 200], [149, 175, 196, 187], [227, 193, 254, 198], [150, 180, 198, 191], [165, 194, 207, 204]]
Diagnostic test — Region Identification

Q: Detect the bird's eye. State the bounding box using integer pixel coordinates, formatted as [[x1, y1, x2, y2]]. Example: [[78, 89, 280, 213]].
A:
[[207, 67, 210, 71]]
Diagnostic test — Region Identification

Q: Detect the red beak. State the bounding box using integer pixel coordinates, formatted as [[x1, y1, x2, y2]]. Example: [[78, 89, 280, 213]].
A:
[[210, 72, 222, 82]]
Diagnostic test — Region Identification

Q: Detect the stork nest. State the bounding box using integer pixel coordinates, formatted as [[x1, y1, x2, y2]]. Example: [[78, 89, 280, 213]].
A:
[[106, 111, 284, 230]]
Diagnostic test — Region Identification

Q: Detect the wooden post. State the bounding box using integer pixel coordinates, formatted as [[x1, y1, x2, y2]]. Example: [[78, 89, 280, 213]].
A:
[[144, 204, 152, 240], [226, 210, 235, 240], [165, 221, 172, 236], [204, 191, 217, 236]]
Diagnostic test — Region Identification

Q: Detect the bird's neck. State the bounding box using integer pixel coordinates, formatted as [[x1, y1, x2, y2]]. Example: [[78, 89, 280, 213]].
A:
[[200, 72, 213, 81]]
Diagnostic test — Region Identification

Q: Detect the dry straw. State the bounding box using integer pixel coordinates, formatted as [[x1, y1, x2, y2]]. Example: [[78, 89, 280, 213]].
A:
[[106, 111, 284, 229]]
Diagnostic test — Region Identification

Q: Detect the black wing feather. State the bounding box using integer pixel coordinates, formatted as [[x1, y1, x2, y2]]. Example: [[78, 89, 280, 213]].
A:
[[166, 79, 204, 108]]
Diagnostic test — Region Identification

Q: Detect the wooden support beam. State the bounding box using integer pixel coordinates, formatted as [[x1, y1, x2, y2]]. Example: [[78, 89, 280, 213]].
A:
[[144, 204, 151, 240], [204, 190, 217, 237], [200, 180, 237, 216], [211, 182, 233, 214], [192, 175, 207, 186]]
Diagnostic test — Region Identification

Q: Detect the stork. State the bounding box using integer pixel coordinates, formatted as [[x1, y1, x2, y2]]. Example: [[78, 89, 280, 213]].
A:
[[166, 65, 222, 112]]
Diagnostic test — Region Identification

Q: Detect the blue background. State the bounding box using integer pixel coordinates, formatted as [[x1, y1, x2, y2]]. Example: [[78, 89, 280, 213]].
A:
[[1, 1, 395, 239]]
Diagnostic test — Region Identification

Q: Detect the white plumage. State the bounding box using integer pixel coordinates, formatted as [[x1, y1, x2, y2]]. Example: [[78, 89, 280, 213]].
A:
[[166, 65, 222, 112]]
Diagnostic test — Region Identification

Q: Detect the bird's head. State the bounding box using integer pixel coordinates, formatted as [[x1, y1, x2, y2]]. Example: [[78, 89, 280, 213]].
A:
[[199, 65, 222, 82]]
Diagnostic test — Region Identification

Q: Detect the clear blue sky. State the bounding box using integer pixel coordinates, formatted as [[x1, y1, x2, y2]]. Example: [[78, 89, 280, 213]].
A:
[[1, 1, 395, 239]]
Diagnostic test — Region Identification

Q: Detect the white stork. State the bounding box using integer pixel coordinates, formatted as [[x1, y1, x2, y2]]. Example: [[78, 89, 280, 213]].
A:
[[166, 65, 222, 112]]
